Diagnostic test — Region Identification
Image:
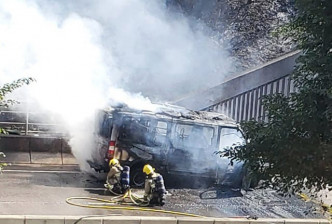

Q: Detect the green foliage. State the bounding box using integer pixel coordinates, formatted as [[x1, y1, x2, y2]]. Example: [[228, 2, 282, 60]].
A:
[[0, 152, 7, 173], [0, 77, 35, 171], [0, 77, 35, 108], [220, 0, 332, 194]]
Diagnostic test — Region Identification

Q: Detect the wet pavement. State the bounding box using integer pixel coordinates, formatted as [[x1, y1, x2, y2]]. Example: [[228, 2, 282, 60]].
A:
[[165, 188, 323, 218], [0, 167, 326, 219]]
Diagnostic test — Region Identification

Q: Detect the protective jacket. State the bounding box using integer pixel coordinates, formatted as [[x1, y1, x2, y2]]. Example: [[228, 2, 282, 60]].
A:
[[144, 172, 166, 206], [107, 164, 123, 185]]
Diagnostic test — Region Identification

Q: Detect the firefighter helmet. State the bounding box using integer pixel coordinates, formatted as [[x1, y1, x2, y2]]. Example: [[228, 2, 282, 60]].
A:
[[109, 158, 119, 167], [143, 164, 155, 175]]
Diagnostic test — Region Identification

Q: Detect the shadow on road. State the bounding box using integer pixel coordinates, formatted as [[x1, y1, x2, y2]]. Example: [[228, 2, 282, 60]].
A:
[[22, 169, 244, 201], [199, 186, 243, 199], [84, 188, 112, 196], [164, 174, 215, 189]]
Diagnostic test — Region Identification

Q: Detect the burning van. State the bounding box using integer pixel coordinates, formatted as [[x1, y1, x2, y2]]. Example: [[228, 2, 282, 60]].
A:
[[87, 104, 245, 187]]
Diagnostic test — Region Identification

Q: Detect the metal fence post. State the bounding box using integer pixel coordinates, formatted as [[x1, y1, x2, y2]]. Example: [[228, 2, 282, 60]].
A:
[[25, 103, 29, 135]]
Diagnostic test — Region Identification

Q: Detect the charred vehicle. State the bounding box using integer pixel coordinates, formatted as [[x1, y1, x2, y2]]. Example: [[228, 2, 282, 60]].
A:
[[88, 104, 245, 187]]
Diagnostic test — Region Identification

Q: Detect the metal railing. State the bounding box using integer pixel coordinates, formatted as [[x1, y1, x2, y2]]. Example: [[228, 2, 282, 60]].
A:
[[204, 75, 296, 122], [0, 108, 67, 136]]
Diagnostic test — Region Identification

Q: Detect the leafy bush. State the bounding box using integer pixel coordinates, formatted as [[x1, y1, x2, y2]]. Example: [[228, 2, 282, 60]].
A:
[[0, 152, 7, 173], [219, 0, 332, 194], [0, 77, 35, 172]]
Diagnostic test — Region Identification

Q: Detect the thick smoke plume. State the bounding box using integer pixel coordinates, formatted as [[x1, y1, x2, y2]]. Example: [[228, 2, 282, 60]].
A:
[[0, 0, 232, 169]]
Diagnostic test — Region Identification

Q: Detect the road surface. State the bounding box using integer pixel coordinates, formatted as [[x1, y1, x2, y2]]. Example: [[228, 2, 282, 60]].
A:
[[0, 165, 326, 218]]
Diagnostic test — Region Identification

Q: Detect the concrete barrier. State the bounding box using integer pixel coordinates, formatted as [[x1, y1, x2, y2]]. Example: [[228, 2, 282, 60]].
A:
[[30, 137, 62, 164], [0, 135, 78, 165], [0, 216, 329, 224], [0, 135, 30, 163]]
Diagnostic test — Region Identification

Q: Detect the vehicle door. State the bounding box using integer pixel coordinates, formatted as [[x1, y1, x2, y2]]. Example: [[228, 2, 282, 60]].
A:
[[217, 127, 245, 185], [150, 120, 170, 163], [166, 123, 218, 175], [116, 117, 169, 163], [88, 111, 113, 170]]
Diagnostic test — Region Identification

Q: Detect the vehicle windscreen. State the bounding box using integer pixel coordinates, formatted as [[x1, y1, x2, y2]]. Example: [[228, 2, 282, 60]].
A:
[[219, 127, 244, 150], [171, 124, 215, 149], [217, 127, 245, 180]]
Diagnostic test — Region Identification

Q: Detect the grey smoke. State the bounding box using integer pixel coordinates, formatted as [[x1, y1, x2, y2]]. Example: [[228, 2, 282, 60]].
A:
[[0, 0, 233, 169], [34, 0, 233, 101]]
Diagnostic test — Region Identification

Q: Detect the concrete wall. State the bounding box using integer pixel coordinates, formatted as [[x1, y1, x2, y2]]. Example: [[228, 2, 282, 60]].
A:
[[0, 135, 77, 165], [0, 215, 329, 224], [175, 51, 300, 111]]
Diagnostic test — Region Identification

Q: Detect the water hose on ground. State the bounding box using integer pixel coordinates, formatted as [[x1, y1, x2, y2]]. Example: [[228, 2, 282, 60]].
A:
[[66, 188, 205, 218], [298, 193, 332, 220]]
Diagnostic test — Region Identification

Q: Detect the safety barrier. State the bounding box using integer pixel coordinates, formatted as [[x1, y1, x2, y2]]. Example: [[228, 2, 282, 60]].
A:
[[175, 51, 301, 122], [0, 135, 77, 165], [0, 109, 66, 136], [204, 74, 295, 122], [0, 215, 329, 224]]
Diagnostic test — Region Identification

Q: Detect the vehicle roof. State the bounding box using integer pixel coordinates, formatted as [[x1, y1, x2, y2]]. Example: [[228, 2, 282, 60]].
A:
[[103, 103, 239, 128]]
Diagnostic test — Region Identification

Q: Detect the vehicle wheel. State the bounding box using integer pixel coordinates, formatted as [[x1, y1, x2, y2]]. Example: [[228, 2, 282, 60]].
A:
[[130, 167, 145, 187], [241, 167, 259, 190]]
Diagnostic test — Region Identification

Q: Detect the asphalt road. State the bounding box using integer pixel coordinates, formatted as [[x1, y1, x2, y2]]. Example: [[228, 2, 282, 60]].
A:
[[0, 166, 326, 218]]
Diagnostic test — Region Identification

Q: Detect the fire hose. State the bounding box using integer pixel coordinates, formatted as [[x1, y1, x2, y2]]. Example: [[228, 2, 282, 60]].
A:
[[298, 193, 332, 220], [65, 187, 205, 218], [66, 187, 331, 220], [66, 187, 262, 219]]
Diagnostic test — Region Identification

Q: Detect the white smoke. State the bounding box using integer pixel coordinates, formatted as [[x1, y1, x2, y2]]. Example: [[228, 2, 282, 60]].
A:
[[0, 0, 232, 169]]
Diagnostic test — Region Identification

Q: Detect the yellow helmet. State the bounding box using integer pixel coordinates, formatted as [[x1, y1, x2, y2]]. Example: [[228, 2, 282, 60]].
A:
[[143, 164, 155, 175], [109, 158, 119, 167]]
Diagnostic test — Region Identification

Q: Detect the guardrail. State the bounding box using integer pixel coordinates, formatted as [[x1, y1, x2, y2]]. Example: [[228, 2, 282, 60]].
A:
[[0, 107, 67, 136], [204, 74, 296, 122], [175, 51, 300, 122]]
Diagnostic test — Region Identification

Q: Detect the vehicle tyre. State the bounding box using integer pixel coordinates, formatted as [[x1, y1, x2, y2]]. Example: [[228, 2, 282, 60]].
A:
[[241, 166, 259, 190], [130, 166, 145, 187]]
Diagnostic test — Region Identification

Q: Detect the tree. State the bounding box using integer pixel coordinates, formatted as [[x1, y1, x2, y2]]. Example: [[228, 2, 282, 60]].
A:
[[0, 78, 35, 107], [0, 78, 34, 171], [169, 0, 295, 70], [220, 0, 332, 194]]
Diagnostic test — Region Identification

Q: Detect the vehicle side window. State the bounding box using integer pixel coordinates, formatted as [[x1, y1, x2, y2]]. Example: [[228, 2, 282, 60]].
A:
[[119, 117, 135, 140], [156, 121, 167, 135], [118, 117, 168, 147], [100, 116, 112, 137], [119, 117, 152, 145], [172, 124, 214, 149], [95, 111, 104, 135], [152, 121, 168, 146]]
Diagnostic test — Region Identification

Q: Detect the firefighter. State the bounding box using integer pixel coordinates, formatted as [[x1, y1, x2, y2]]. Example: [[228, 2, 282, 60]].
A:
[[105, 158, 123, 194], [143, 164, 166, 206]]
